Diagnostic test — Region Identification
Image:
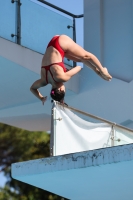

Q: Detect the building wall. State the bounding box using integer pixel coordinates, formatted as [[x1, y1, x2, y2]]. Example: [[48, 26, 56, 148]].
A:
[[66, 0, 133, 128], [84, 0, 133, 82]]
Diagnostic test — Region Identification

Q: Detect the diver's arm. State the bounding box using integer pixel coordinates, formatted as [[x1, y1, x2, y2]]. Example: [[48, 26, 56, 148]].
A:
[[57, 66, 82, 82], [30, 79, 47, 104]]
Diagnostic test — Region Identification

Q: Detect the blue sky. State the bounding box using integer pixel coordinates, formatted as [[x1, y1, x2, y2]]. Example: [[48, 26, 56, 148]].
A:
[[0, 0, 84, 188], [0, 172, 6, 187]]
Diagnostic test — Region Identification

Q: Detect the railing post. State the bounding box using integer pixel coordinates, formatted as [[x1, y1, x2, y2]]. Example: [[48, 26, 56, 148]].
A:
[[11, 0, 21, 45], [73, 17, 76, 67], [16, 0, 21, 44], [50, 101, 57, 156], [50, 105, 54, 156], [111, 125, 114, 147]]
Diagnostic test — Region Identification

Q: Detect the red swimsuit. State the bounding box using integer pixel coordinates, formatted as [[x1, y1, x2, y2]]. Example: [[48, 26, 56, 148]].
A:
[[41, 35, 66, 83]]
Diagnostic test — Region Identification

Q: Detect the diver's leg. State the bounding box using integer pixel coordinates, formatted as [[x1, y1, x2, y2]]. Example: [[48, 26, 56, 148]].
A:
[[59, 35, 112, 81]]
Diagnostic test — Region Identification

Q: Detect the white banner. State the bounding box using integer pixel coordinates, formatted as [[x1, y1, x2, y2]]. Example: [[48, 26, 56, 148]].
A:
[[53, 104, 113, 156], [52, 104, 133, 156]]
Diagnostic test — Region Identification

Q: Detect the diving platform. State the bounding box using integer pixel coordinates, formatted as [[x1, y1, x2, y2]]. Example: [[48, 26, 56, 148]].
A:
[[11, 143, 133, 200], [11, 102, 133, 200]]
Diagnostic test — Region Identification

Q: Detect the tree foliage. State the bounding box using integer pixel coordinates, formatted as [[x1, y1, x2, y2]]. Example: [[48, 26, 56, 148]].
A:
[[0, 123, 65, 200]]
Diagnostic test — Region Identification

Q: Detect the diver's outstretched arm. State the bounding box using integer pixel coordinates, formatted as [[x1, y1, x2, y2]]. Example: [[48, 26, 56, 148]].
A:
[[56, 66, 82, 82], [30, 79, 47, 105]]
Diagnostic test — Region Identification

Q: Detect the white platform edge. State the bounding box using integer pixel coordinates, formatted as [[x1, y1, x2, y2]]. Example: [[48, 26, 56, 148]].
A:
[[11, 143, 133, 178]]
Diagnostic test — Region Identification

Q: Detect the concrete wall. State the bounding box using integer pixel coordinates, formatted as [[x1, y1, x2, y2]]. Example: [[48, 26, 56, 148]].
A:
[[65, 0, 133, 129], [84, 0, 133, 82]]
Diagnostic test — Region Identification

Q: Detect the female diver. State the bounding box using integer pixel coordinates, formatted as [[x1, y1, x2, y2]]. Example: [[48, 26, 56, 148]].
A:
[[30, 35, 112, 104]]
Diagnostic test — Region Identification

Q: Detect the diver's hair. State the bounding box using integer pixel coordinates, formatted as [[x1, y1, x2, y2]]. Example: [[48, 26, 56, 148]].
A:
[[50, 88, 65, 103]]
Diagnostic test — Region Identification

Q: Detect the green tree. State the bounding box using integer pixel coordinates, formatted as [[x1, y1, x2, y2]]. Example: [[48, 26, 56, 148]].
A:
[[0, 186, 18, 200], [0, 123, 66, 200]]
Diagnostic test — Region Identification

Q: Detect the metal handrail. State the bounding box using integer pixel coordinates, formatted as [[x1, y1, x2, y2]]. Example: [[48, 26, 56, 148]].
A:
[[38, 0, 84, 18], [56, 101, 133, 133]]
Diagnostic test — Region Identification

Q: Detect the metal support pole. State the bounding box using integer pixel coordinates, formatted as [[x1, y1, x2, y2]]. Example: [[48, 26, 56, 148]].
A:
[[73, 18, 76, 67], [73, 18, 76, 43], [16, 0, 21, 44], [11, 0, 21, 44], [50, 105, 54, 156], [111, 125, 115, 147], [50, 101, 57, 156]]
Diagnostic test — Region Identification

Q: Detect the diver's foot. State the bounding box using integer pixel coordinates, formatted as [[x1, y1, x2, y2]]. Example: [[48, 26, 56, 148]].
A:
[[89, 65, 112, 81], [100, 67, 112, 81], [95, 68, 106, 80], [94, 68, 109, 80]]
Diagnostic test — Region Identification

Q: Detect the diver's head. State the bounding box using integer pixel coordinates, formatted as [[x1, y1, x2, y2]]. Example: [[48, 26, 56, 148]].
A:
[[50, 84, 65, 103]]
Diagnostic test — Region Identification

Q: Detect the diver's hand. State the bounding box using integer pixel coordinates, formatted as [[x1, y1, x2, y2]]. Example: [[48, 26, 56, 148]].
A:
[[41, 96, 47, 105]]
